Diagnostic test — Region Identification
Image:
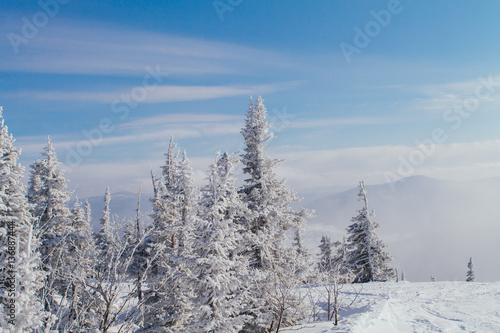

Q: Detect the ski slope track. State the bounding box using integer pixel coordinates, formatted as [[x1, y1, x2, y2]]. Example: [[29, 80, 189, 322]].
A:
[[286, 281, 500, 333]]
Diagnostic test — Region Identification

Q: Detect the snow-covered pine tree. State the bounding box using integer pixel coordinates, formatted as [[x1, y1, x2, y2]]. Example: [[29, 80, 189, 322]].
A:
[[318, 236, 334, 273], [345, 181, 394, 283], [28, 138, 73, 234], [466, 257, 475, 282], [239, 96, 312, 331], [85, 200, 92, 229], [95, 187, 114, 254], [149, 137, 180, 252], [292, 228, 313, 282], [240, 96, 311, 269], [27, 137, 74, 314], [122, 186, 150, 328], [143, 140, 198, 331], [0, 107, 49, 331], [70, 199, 93, 251], [59, 199, 96, 331], [176, 150, 198, 257], [189, 152, 249, 333]]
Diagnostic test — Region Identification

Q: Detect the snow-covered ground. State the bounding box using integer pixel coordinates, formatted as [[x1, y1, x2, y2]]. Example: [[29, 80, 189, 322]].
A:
[[287, 281, 500, 333]]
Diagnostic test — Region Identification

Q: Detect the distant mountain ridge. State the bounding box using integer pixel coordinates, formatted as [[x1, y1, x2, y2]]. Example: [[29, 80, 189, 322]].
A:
[[84, 191, 153, 232], [303, 176, 500, 282]]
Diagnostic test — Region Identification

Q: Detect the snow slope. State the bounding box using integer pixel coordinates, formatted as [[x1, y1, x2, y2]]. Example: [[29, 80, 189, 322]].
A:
[[287, 281, 500, 333]]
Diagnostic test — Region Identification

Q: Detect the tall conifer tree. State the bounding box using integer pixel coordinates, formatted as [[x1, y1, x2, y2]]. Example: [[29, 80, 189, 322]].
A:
[[345, 181, 394, 283], [0, 107, 48, 331]]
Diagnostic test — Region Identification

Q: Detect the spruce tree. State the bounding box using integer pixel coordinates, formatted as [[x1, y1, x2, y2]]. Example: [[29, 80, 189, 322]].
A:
[[0, 107, 48, 331], [70, 199, 93, 250], [466, 257, 475, 282], [239, 96, 312, 331], [318, 236, 334, 273], [96, 187, 114, 253], [240, 96, 311, 269], [190, 152, 249, 333], [345, 181, 394, 283], [144, 140, 198, 331], [150, 137, 180, 251], [176, 150, 198, 256], [27, 137, 73, 313]]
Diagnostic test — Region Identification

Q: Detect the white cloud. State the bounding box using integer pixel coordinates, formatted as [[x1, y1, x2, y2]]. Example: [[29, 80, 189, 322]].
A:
[[17, 138, 498, 199], [119, 113, 241, 129], [2, 82, 299, 104], [0, 17, 295, 77], [273, 140, 500, 192], [287, 116, 392, 129], [404, 75, 500, 113]]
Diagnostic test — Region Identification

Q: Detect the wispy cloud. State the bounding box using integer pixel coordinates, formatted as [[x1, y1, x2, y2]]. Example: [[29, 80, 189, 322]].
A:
[[15, 112, 245, 165], [404, 76, 500, 112], [18, 136, 500, 198], [274, 140, 500, 191], [0, 17, 296, 77], [118, 113, 241, 130], [287, 116, 392, 129], [2, 82, 300, 104]]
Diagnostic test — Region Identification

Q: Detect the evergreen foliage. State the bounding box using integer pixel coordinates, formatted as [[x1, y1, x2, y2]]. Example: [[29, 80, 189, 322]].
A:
[[0, 98, 410, 332], [466, 257, 475, 282], [189, 152, 249, 332], [27, 137, 74, 318], [0, 107, 48, 331], [345, 181, 394, 283]]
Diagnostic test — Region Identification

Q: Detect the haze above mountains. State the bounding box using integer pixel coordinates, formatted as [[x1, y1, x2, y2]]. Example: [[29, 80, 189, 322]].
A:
[[85, 175, 500, 283]]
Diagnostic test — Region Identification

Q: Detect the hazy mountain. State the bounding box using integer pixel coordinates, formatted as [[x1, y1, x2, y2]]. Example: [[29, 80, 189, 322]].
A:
[[303, 176, 500, 282]]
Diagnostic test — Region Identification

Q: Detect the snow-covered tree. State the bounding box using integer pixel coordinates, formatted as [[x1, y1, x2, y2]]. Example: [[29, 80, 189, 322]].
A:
[[27, 137, 74, 315], [189, 152, 249, 333], [0, 107, 49, 331], [28, 137, 73, 234], [70, 199, 93, 251], [345, 181, 394, 283], [149, 137, 180, 252], [315, 236, 357, 326], [52, 198, 96, 329], [143, 140, 199, 331], [240, 96, 311, 267], [239, 96, 312, 331], [176, 150, 198, 256], [85, 200, 92, 230], [466, 257, 475, 282], [62, 226, 155, 333], [96, 187, 115, 254], [318, 236, 334, 273], [122, 187, 150, 328], [292, 228, 314, 283]]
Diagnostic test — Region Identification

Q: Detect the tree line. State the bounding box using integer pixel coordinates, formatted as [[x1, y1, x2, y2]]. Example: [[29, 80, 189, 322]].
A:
[[0, 98, 395, 333]]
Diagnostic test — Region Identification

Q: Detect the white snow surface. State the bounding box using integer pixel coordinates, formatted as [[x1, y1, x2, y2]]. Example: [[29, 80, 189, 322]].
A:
[[286, 281, 500, 333]]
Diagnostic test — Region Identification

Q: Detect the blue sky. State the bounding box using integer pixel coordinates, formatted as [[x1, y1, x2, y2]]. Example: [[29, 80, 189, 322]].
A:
[[1, 0, 500, 197]]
